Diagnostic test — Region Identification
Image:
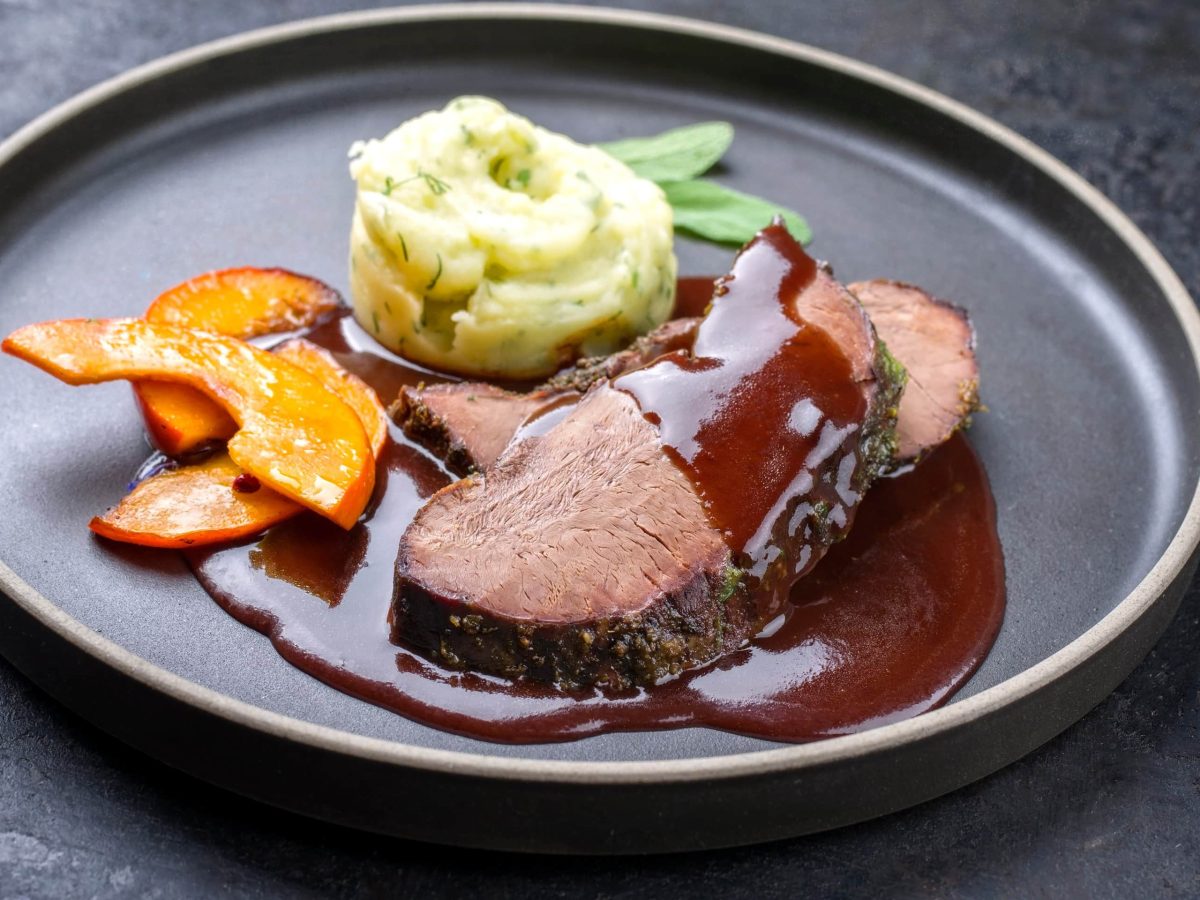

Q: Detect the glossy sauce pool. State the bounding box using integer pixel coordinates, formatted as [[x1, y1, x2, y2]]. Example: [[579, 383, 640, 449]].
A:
[[186, 305, 1006, 744]]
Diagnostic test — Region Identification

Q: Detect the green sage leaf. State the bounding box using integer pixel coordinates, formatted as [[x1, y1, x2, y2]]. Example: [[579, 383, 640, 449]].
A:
[[660, 179, 812, 246], [600, 121, 734, 182]]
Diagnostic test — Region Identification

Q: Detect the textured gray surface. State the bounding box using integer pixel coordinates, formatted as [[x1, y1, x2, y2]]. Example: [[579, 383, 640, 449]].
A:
[[0, 0, 1198, 896]]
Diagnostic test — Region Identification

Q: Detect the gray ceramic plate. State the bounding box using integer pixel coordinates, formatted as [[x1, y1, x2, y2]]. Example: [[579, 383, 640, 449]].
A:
[[0, 5, 1197, 854]]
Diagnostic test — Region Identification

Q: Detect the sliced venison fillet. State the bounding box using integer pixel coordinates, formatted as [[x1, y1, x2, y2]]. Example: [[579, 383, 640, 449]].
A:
[[390, 319, 699, 477], [391, 319, 700, 475], [390, 383, 573, 477], [393, 222, 904, 689], [848, 279, 979, 464], [394, 279, 977, 477], [395, 383, 745, 688]]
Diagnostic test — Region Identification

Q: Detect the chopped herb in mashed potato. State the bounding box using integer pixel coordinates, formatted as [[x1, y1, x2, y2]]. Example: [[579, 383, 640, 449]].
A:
[[348, 96, 676, 378]]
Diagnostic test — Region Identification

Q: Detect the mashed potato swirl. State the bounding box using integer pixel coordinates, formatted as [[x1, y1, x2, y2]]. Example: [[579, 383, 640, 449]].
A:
[[348, 97, 676, 378]]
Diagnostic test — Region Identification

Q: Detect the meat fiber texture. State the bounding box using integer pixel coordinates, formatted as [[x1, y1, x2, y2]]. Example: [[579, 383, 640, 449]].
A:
[[390, 383, 574, 477], [847, 280, 979, 464], [393, 225, 905, 690], [395, 383, 746, 688]]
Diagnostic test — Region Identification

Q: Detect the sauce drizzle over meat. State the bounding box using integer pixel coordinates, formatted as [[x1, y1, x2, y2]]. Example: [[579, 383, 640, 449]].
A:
[[616, 225, 869, 580], [185, 308, 1006, 745]]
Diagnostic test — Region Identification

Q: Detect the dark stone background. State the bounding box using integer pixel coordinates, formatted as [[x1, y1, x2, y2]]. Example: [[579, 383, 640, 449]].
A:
[[0, 1, 1196, 896]]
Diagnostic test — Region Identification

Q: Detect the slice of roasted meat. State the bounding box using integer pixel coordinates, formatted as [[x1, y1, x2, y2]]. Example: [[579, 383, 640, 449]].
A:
[[395, 383, 744, 688], [393, 279, 978, 476], [848, 279, 979, 465], [392, 223, 904, 689], [391, 319, 700, 476], [390, 383, 575, 477]]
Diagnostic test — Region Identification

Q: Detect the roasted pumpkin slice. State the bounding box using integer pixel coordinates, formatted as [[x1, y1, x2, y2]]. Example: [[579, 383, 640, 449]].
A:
[[89, 453, 299, 548], [273, 338, 388, 458], [4, 318, 373, 528], [137, 267, 343, 455], [89, 337, 389, 548]]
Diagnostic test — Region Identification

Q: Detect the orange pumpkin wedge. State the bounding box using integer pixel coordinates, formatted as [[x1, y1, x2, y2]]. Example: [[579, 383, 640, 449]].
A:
[[274, 338, 389, 458], [145, 267, 343, 333], [134, 380, 238, 453], [89, 453, 299, 548], [88, 338, 389, 548], [3, 318, 373, 529], [137, 267, 343, 455]]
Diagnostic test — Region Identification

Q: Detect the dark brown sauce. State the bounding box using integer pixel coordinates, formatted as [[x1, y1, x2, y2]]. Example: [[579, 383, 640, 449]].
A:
[[617, 226, 868, 600], [672, 275, 718, 319], [185, 303, 1006, 745]]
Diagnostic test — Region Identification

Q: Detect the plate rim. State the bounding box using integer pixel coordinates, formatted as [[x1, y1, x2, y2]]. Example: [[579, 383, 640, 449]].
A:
[[1, 2, 1197, 785]]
